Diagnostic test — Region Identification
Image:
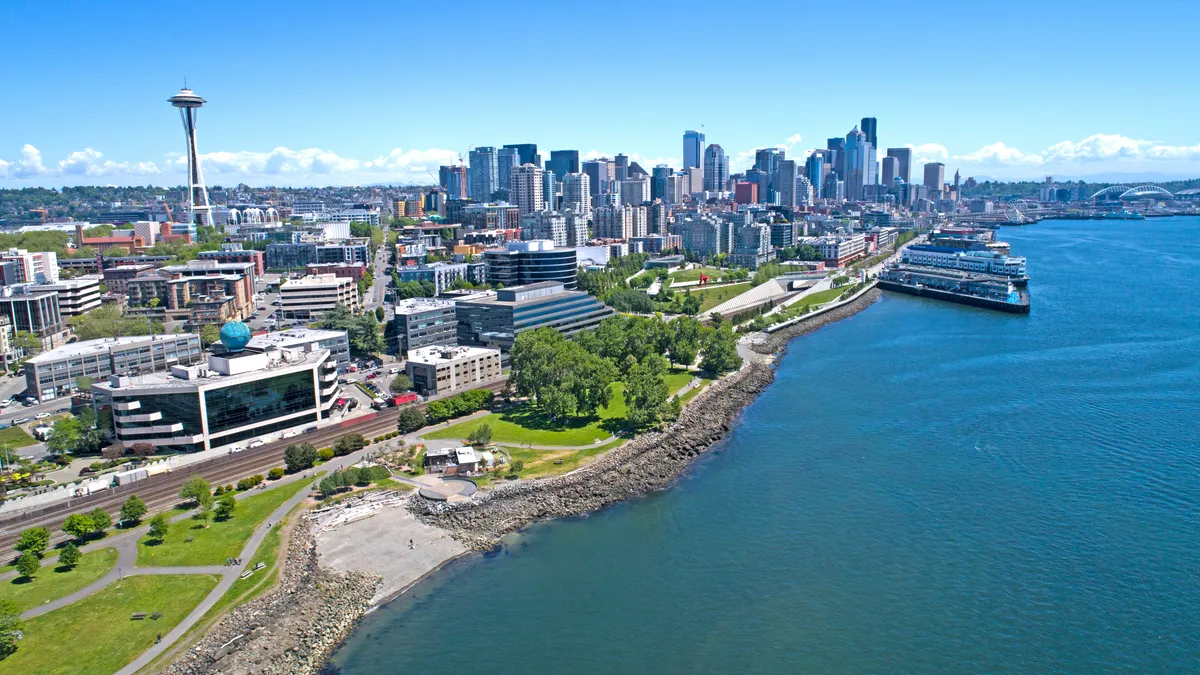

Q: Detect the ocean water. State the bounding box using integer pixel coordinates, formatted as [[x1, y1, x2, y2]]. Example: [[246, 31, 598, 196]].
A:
[[331, 218, 1200, 674]]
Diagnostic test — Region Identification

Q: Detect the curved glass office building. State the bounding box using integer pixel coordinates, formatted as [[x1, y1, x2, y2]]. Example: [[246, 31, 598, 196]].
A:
[[483, 240, 577, 289]]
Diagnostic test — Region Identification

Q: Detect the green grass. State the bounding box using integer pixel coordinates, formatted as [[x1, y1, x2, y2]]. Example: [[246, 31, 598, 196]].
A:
[[0, 547, 118, 612], [0, 425, 36, 449], [504, 438, 627, 477], [678, 376, 714, 405], [0, 574, 218, 675], [687, 283, 753, 312], [668, 266, 724, 283], [136, 478, 311, 567], [424, 371, 695, 448], [801, 286, 850, 306]]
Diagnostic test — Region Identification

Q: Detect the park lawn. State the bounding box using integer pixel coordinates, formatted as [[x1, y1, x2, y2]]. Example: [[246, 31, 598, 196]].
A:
[[505, 437, 626, 477], [668, 266, 724, 283], [0, 574, 218, 675], [424, 373, 692, 448], [678, 376, 715, 406], [801, 286, 849, 306], [688, 283, 753, 312], [0, 425, 36, 449], [0, 547, 118, 612], [136, 478, 311, 567]]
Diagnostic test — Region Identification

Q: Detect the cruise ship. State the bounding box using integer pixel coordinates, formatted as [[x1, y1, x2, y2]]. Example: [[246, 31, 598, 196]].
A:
[[901, 244, 1029, 286], [879, 263, 1030, 314]]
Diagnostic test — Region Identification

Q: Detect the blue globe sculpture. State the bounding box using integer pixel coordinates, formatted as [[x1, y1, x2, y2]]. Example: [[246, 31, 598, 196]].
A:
[[219, 321, 253, 352]]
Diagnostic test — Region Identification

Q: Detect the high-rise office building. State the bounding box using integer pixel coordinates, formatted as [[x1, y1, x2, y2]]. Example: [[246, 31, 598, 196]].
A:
[[614, 154, 630, 181], [703, 144, 728, 192], [510, 164, 544, 215], [619, 174, 650, 205], [886, 148, 912, 184], [468, 147, 499, 202], [665, 174, 684, 205], [860, 117, 878, 149], [503, 143, 540, 167], [548, 150, 580, 177], [651, 165, 671, 202], [775, 159, 799, 208], [827, 137, 847, 178], [497, 147, 520, 191], [755, 148, 785, 202], [805, 153, 825, 199], [683, 130, 705, 169], [582, 158, 614, 197], [796, 175, 814, 206], [882, 156, 900, 185], [439, 165, 468, 200], [746, 169, 770, 204], [923, 162, 945, 192], [542, 170, 557, 211], [844, 127, 872, 201], [562, 173, 592, 220]]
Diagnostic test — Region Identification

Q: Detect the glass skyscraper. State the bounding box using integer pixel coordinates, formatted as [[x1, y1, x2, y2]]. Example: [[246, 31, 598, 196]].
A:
[[468, 147, 499, 202], [684, 130, 705, 169]]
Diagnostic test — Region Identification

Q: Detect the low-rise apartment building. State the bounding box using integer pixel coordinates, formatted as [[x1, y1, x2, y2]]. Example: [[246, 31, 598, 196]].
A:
[[25, 333, 204, 402]]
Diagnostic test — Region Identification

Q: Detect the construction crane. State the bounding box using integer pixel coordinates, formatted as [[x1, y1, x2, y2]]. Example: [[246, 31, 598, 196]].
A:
[[28, 208, 47, 223]]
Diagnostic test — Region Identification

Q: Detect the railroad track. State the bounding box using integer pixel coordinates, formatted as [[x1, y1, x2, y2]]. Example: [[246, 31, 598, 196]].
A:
[[0, 378, 507, 550]]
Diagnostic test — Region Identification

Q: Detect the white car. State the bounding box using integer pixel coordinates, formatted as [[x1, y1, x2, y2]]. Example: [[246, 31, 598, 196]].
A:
[[11, 418, 29, 425], [281, 430, 298, 439], [388, 367, 400, 374], [229, 445, 245, 454], [248, 439, 265, 449], [0, 400, 11, 409], [34, 412, 50, 420]]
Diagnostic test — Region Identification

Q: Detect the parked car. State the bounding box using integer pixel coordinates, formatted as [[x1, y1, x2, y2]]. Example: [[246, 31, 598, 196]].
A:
[[302, 426, 317, 435], [34, 412, 50, 420], [0, 400, 12, 409], [281, 430, 298, 439], [388, 367, 401, 374], [229, 445, 245, 454], [366, 373, 378, 380], [12, 418, 29, 425], [248, 439, 265, 449]]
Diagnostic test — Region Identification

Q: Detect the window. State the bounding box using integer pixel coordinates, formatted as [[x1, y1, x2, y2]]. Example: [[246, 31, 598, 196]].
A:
[[204, 370, 316, 435]]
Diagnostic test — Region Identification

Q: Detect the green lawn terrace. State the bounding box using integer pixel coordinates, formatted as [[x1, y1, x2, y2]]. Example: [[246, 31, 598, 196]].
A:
[[423, 370, 698, 448]]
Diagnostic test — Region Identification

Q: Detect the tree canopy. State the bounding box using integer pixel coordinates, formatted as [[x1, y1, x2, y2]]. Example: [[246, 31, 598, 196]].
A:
[[318, 304, 384, 355]]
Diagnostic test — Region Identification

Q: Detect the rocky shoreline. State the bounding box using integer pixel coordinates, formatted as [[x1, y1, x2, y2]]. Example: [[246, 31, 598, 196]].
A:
[[165, 285, 883, 675], [162, 518, 381, 675]]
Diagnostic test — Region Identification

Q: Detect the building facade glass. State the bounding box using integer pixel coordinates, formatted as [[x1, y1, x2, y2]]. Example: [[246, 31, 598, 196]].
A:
[[204, 369, 316, 435]]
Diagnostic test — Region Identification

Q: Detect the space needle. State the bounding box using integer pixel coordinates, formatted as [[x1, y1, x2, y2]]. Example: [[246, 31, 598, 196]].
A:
[[168, 86, 215, 229]]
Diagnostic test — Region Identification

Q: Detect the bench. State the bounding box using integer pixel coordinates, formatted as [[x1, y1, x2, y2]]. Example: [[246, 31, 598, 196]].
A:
[[253, 562, 265, 571], [239, 570, 254, 580], [130, 612, 147, 620]]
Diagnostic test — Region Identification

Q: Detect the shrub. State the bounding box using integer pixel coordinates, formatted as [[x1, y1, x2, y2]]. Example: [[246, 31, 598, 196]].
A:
[[268, 467, 285, 480], [284, 443, 318, 472], [317, 448, 335, 461], [236, 478, 251, 491], [214, 485, 226, 496]]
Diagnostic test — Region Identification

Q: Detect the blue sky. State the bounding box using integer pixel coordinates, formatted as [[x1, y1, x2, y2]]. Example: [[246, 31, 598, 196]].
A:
[[3, 0, 1199, 187]]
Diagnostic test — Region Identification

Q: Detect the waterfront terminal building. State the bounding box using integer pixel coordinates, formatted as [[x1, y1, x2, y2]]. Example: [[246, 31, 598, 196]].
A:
[[93, 323, 339, 453], [901, 244, 1027, 279]]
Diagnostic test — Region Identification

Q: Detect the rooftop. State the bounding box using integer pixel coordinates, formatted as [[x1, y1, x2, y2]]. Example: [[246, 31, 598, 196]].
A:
[[281, 273, 355, 288], [394, 297, 455, 315], [407, 344, 499, 366], [27, 333, 199, 364], [246, 328, 348, 350], [94, 345, 328, 392]]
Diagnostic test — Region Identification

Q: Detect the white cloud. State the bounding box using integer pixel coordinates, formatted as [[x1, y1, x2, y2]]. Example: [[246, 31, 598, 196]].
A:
[[731, 133, 805, 172], [954, 142, 1043, 166], [0, 158, 8, 179], [56, 148, 162, 176], [11, 144, 48, 178]]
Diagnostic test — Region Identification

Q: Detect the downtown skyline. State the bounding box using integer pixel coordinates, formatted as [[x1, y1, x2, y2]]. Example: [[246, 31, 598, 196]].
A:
[[3, 0, 1200, 187]]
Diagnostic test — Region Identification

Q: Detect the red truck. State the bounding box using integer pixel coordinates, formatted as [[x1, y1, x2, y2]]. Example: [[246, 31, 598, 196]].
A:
[[392, 393, 418, 406]]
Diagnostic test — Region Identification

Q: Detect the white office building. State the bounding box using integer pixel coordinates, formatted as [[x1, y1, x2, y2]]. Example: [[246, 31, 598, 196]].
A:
[[279, 274, 361, 319]]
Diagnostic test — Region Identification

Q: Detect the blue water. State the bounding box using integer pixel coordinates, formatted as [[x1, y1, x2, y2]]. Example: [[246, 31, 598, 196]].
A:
[[332, 218, 1200, 673]]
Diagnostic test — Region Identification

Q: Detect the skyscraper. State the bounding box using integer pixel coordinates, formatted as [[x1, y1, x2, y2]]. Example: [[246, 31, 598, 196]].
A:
[[543, 170, 557, 211], [703, 144, 728, 192], [755, 148, 785, 201], [562, 173, 592, 220], [582, 159, 613, 197], [827, 136, 846, 178], [923, 162, 945, 192], [439, 165, 468, 200], [886, 148, 912, 184], [684, 130, 705, 169], [497, 147, 520, 191], [168, 87, 214, 228], [805, 153, 825, 198], [860, 117, 878, 149], [774, 159, 799, 208], [548, 150, 580, 177], [468, 147, 499, 202], [844, 127, 869, 201], [503, 143, 540, 167], [510, 164, 544, 215], [881, 156, 900, 185], [746, 169, 770, 204], [614, 154, 630, 181], [651, 165, 671, 202]]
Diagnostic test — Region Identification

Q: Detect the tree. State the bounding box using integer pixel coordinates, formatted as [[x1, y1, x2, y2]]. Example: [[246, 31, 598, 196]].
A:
[[510, 460, 525, 475], [214, 493, 236, 520], [14, 527, 49, 558], [199, 324, 221, 346], [179, 476, 212, 505], [58, 542, 81, 568], [15, 553, 38, 580], [332, 434, 365, 456], [131, 442, 155, 458], [284, 443, 318, 472], [88, 508, 112, 534], [75, 407, 105, 455], [317, 447, 334, 461], [119, 495, 147, 523], [623, 355, 671, 429], [195, 493, 214, 528], [148, 513, 169, 541], [318, 304, 385, 355], [102, 444, 123, 461], [467, 423, 492, 445], [700, 326, 742, 375], [0, 599, 22, 659], [389, 373, 413, 393], [396, 405, 426, 433], [45, 416, 82, 460], [62, 513, 96, 540], [68, 304, 164, 340], [510, 327, 615, 420], [669, 316, 702, 368], [374, 306, 385, 322]]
